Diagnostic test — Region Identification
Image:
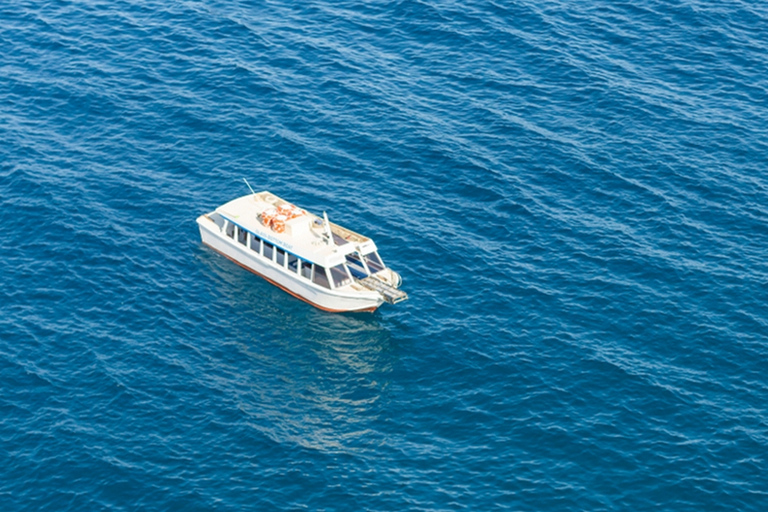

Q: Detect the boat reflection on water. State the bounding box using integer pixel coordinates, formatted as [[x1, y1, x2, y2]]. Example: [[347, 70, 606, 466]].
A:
[[196, 248, 398, 454]]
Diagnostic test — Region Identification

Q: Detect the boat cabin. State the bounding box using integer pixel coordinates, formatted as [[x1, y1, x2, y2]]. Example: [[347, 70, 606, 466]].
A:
[[206, 192, 389, 291]]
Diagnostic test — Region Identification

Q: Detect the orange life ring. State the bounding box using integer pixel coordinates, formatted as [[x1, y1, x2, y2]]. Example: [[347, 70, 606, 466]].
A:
[[261, 207, 277, 228], [272, 215, 287, 233]]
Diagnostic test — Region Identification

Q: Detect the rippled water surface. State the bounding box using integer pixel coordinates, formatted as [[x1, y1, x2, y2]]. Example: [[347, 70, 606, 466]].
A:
[[2, 1, 768, 510]]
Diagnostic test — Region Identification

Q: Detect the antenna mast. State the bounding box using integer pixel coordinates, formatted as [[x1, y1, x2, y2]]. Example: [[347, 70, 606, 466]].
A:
[[323, 211, 334, 246], [242, 178, 257, 197]]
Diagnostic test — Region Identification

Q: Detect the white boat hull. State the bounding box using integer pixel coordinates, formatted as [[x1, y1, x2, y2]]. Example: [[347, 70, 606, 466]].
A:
[[197, 215, 384, 313]]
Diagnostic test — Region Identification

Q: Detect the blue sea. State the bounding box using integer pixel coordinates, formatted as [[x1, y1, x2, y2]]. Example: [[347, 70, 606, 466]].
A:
[[2, 0, 768, 510]]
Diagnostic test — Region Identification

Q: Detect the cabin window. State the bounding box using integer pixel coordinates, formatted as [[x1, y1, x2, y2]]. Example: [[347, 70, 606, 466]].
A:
[[345, 252, 369, 278], [313, 265, 331, 289], [301, 261, 312, 279], [250, 233, 261, 254], [330, 264, 351, 288], [287, 254, 299, 273], [364, 252, 385, 273], [237, 226, 248, 246], [263, 241, 274, 260], [275, 247, 286, 267], [225, 221, 234, 238]]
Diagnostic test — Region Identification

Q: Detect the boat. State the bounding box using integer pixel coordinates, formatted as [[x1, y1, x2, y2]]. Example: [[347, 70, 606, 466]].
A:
[[196, 188, 408, 313]]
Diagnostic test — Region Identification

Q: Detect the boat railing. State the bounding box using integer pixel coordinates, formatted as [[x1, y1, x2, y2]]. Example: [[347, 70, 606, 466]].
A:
[[330, 222, 368, 245], [356, 276, 408, 305]]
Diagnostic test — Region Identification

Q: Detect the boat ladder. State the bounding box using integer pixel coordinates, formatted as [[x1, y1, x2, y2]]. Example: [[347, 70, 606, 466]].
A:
[[357, 276, 409, 305]]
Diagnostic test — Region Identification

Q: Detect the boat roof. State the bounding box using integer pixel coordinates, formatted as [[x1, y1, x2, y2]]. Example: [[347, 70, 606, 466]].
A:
[[214, 191, 378, 268]]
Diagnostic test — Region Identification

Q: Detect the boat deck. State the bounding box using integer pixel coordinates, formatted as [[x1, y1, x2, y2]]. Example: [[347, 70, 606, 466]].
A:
[[214, 191, 374, 269]]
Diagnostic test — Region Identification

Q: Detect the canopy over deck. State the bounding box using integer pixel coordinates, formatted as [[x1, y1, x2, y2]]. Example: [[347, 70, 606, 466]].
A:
[[214, 191, 376, 268]]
